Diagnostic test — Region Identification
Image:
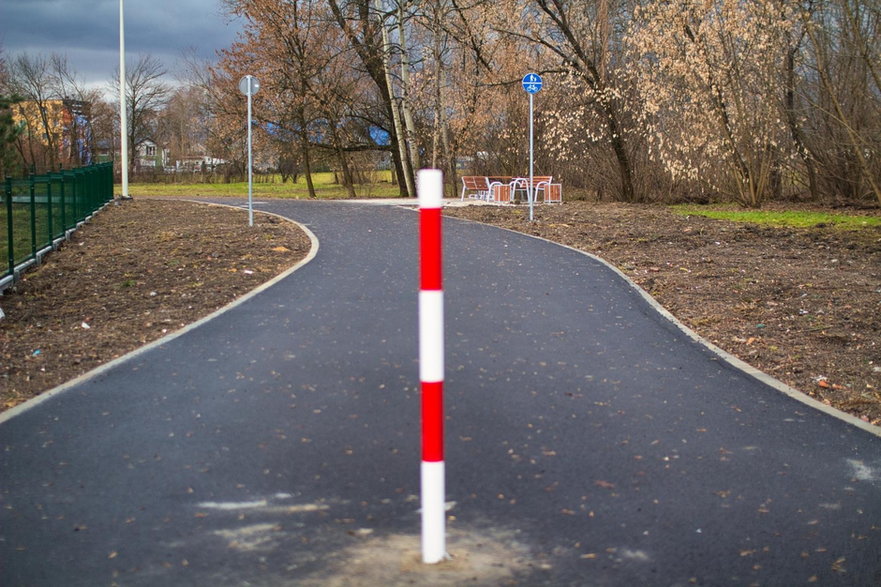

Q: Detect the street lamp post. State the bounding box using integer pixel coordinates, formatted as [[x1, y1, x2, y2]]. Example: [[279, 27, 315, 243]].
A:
[[119, 0, 129, 199]]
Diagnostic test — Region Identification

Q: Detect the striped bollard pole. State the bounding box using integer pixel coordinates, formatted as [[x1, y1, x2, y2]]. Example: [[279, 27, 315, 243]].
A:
[[418, 169, 446, 564]]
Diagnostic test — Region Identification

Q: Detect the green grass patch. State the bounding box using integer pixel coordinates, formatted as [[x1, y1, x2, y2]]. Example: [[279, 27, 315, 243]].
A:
[[671, 205, 881, 230], [119, 172, 406, 200]]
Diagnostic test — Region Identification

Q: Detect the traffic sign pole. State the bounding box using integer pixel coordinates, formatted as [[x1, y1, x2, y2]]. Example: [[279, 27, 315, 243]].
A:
[[522, 73, 543, 222], [239, 75, 261, 227], [246, 86, 253, 226], [529, 92, 534, 222]]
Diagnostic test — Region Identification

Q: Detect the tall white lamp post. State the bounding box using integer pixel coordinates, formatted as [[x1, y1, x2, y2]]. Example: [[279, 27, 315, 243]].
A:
[[239, 75, 260, 227], [119, 0, 129, 198]]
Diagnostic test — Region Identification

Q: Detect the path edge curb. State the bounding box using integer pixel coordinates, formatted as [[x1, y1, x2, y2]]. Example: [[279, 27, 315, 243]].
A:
[[0, 204, 319, 425]]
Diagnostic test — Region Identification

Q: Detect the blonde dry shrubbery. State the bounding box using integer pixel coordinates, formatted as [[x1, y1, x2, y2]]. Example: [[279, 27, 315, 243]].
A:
[[626, 0, 794, 207]]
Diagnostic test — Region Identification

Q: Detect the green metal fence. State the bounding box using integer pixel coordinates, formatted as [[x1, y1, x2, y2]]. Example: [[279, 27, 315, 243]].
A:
[[2, 162, 114, 287]]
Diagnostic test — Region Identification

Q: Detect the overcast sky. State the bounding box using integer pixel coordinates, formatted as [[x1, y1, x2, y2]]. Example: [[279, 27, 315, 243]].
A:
[[2, 0, 243, 93]]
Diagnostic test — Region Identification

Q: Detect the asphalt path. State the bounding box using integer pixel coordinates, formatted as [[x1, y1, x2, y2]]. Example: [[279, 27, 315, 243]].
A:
[[1, 199, 880, 586]]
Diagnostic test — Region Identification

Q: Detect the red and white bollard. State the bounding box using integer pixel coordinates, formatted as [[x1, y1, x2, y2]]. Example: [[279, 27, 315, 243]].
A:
[[418, 169, 446, 564]]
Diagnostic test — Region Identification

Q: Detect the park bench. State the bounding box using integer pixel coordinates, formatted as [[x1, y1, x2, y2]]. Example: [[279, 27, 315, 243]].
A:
[[460, 176, 491, 200], [460, 176, 509, 202]]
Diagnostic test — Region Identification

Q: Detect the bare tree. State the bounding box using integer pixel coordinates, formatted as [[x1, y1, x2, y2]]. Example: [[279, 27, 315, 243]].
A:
[[114, 55, 170, 171], [49, 54, 96, 166], [158, 86, 210, 165], [179, 50, 244, 177], [803, 0, 881, 204], [9, 53, 58, 170]]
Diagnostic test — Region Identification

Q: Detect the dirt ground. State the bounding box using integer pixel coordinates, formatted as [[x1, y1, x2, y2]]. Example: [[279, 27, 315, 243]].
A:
[[445, 201, 881, 426], [1, 197, 880, 428]]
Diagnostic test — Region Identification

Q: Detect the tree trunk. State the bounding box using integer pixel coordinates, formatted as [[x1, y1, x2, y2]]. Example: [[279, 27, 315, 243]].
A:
[[37, 103, 58, 169], [602, 101, 636, 203], [297, 111, 316, 198], [398, 3, 421, 173], [443, 120, 456, 199], [378, 0, 414, 197], [331, 121, 357, 198], [784, 38, 818, 199]]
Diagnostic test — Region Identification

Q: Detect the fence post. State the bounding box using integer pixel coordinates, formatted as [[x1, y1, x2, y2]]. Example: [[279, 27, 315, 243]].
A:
[[46, 176, 54, 243], [102, 163, 113, 204], [5, 176, 13, 278], [82, 166, 91, 211], [63, 170, 76, 227], [91, 165, 99, 208], [74, 168, 86, 222], [29, 175, 37, 259], [58, 170, 67, 233], [103, 162, 112, 203]]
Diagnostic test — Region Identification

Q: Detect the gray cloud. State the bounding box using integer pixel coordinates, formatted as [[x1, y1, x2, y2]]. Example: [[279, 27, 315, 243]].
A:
[[1, 0, 242, 89]]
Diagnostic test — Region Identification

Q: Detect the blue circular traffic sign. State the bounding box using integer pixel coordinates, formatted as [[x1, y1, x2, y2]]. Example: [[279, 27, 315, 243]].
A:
[[522, 73, 543, 94]]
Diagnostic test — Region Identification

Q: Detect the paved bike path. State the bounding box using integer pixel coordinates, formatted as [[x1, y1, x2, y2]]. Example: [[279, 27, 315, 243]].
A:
[[1, 200, 879, 585]]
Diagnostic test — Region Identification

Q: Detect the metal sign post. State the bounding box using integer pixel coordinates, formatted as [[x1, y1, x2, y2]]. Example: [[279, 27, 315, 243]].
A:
[[238, 75, 261, 227], [522, 73, 542, 222]]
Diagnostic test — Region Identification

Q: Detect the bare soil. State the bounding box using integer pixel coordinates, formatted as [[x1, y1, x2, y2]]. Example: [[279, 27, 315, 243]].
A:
[[445, 201, 881, 426], [2, 198, 880, 429]]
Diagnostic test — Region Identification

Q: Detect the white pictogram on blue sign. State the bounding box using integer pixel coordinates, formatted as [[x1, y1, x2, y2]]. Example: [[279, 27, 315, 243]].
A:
[[522, 73, 543, 94]]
